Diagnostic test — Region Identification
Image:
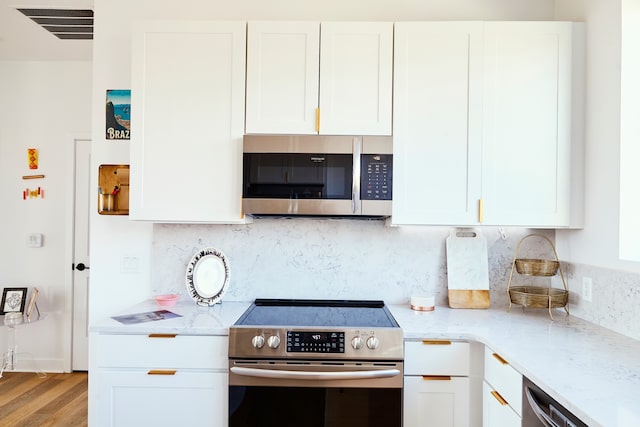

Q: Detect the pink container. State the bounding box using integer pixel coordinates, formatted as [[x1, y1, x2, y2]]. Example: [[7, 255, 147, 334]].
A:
[[155, 294, 179, 307]]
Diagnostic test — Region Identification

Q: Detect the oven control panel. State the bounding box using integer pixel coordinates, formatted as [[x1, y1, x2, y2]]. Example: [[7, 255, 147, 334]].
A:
[[229, 327, 403, 360], [287, 331, 345, 353]]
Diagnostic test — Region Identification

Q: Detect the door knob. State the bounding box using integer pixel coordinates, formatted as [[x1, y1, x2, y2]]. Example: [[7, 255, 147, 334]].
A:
[[74, 263, 89, 271]]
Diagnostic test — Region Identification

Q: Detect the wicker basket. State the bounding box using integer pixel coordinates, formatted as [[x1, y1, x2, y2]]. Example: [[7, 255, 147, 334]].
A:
[[514, 258, 559, 276], [507, 234, 569, 320], [508, 286, 568, 309]]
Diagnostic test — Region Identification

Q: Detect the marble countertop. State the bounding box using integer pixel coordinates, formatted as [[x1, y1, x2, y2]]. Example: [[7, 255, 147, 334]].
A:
[[388, 304, 640, 427], [90, 299, 640, 427], [89, 300, 251, 335]]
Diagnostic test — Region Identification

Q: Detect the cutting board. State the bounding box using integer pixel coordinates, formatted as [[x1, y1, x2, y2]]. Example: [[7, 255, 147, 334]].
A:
[[446, 228, 490, 309]]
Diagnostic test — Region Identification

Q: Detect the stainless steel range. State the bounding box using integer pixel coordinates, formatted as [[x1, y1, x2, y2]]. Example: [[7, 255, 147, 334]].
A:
[[228, 299, 404, 427]]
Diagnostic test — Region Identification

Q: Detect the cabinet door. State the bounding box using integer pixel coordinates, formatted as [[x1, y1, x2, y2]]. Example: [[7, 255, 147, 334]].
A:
[[245, 21, 320, 134], [404, 376, 471, 427], [319, 22, 393, 135], [392, 22, 483, 225], [481, 22, 574, 226], [93, 370, 227, 427], [130, 21, 246, 222], [482, 381, 521, 427]]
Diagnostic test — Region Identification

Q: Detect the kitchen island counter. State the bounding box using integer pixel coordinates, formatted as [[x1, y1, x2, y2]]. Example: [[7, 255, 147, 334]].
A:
[[389, 304, 640, 427]]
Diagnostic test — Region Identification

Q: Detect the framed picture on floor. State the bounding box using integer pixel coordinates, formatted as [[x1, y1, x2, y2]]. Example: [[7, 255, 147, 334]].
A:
[[1, 287, 28, 314]]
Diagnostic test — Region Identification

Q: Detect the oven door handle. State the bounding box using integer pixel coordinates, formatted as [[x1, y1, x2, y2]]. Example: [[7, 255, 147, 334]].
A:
[[230, 366, 401, 381]]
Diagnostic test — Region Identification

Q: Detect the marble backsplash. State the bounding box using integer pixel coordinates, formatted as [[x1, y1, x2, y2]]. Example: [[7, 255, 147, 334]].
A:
[[151, 220, 554, 308], [563, 263, 640, 341], [151, 219, 640, 341]]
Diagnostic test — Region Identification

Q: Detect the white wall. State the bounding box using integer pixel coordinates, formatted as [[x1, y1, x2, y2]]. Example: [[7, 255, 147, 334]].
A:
[[554, 1, 637, 271], [619, 0, 640, 261], [0, 61, 92, 371]]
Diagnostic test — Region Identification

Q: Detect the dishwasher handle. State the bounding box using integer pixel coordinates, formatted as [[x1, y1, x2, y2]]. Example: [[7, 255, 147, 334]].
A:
[[524, 385, 561, 427]]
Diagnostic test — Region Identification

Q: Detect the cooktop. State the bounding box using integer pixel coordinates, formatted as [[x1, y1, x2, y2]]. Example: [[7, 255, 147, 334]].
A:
[[233, 299, 399, 328]]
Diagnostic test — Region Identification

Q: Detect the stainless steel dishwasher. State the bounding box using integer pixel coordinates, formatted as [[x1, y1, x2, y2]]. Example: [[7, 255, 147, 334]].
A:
[[522, 376, 588, 427]]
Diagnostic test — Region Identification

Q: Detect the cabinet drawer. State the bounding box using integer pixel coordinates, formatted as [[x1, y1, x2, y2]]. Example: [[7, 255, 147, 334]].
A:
[[94, 334, 228, 369], [404, 340, 470, 376], [92, 369, 227, 427], [484, 346, 522, 416], [483, 381, 521, 426]]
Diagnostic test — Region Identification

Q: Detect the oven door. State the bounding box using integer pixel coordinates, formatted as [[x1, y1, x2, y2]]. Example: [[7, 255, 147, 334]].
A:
[[229, 359, 403, 427]]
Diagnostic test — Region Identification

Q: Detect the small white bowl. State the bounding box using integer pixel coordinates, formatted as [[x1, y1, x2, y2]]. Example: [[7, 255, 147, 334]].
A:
[[155, 294, 179, 307]]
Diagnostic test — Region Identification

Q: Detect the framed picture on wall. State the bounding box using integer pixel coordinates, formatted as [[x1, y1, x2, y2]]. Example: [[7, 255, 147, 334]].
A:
[[1, 287, 28, 314], [106, 89, 131, 140]]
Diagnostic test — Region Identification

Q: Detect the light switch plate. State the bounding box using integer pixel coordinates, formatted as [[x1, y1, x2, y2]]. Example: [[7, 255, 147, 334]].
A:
[[26, 233, 43, 247]]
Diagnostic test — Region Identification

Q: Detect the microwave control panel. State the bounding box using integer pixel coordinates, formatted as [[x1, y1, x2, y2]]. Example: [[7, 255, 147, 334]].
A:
[[361, 154, 392, 200]]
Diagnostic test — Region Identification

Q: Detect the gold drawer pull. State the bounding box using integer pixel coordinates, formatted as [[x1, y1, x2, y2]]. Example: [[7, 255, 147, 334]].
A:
[[422, 375, 451, 381], [422, 340, 452, 345], [148, 333, 177, 338], [492, 353, 509, 365], [147, 369, 177, 375], [490, 390, 508, 406]]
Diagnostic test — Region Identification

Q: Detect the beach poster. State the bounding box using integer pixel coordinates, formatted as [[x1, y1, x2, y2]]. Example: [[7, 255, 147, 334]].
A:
[[106, 89, 131, 140]]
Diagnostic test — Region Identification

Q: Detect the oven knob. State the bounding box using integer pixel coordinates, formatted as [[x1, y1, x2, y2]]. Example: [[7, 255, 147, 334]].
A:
[[367, 336, 380, 350], [252, 335, 265, 349], [267, 335, 281, 349], [351, 336, 364, 350]]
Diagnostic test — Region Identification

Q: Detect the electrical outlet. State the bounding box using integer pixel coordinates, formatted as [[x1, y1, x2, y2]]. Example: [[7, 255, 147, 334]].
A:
[[582, 277, 593, 302], [26, 233, 43, 248]]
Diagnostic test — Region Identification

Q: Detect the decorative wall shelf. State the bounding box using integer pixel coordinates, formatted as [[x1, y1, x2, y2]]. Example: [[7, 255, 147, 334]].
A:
[[98, 164, 129, 215]]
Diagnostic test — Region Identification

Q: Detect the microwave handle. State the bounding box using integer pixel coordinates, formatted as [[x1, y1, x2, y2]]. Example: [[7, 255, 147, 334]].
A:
[[524, 385, 561, 427], [352, 136, 362, 214]]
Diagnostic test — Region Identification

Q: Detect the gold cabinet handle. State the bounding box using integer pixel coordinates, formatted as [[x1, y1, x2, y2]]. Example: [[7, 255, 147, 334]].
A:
[[492, 353, 509, 365], [421, 340, 452, 345], [147, 369, 176, 375], [148, 333, 177, 338], [422, 375, 451, 381], [491, 390, 508, 406], [315, 108, 320, 132], [479, 199, 484, 223]]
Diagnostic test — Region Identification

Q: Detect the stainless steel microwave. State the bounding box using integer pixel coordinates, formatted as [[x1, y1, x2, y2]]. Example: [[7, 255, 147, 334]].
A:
[[242, 135, 392, 216]]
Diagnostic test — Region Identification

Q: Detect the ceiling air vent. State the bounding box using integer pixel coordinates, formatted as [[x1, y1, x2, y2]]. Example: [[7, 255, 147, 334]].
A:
[[17, 8, 93, 40]]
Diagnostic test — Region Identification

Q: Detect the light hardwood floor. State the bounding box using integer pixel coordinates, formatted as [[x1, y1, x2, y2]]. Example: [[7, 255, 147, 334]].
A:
[[0, 371, 87, 427]]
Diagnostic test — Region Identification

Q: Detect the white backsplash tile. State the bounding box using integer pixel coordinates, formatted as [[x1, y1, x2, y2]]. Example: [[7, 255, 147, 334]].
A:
[[151, 220, 549, 307], [565, 263, 640, 341]]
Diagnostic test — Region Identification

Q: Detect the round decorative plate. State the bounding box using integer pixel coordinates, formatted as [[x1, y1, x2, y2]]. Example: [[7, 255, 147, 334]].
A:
[[185, 247, 230, 306]]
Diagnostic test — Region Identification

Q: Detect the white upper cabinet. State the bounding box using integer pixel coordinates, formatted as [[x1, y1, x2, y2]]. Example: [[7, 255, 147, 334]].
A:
[[319, 22, 393, 135], [392, 22, 483, 225], [392, 21, 583, 227], [246, 21, 393, 135], [481, 22, 583, 227], [245, 22, 320, 134], [130, 21, 247, 223]]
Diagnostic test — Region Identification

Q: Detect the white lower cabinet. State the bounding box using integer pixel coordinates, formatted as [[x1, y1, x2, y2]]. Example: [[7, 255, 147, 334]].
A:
[[403, 340, 480, 427], [404, 376, 470, 426], [93, 370, 226, 426], [482, 381, 521, 427], [482, 346, 523, 427], [89, 333, 228, 427]]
